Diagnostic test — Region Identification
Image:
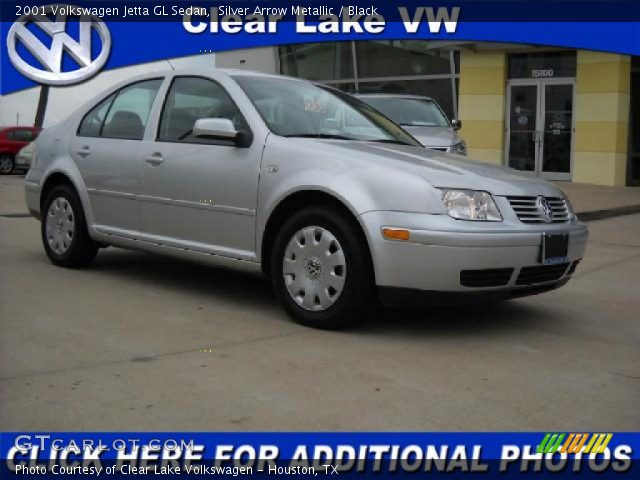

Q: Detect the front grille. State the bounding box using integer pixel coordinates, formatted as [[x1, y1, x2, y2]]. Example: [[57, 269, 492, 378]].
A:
[[460, 268, 514, 287], [516, 263, 570, 286], [506, 196, 570, 224]]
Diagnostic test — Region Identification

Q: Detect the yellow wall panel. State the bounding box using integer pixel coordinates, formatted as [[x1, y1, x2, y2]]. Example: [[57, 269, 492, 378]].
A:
[[574, 92, 630, 123], [574, 122, 629, 153], [459, 67, 506, 95], [572, 152, 627, 186], [577, 61, 630, 94], [458, 95, 505, 122], [459, 121, 504, 150], [460, 50, 506, 68], [466, 148, 503, 165], [577, 51, 630, 65]]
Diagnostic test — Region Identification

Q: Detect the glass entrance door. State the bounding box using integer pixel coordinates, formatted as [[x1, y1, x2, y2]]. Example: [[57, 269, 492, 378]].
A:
[[507, 80, 574, 180], [507, 84, 539, 173]]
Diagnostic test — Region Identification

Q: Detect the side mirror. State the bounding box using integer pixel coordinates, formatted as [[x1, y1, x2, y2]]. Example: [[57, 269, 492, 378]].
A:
[[193, 118, 238, 140], [451, 119, 462, 131]]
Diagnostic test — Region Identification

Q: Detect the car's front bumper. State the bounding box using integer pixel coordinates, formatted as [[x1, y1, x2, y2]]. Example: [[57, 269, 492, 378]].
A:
[[359, 211, 588, 304]]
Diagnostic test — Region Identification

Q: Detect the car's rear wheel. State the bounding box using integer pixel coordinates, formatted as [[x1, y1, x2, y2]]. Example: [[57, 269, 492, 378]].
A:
[[0, 155, 14, 175], [41, 185, 98, 267], [270, 206, 375, 329]]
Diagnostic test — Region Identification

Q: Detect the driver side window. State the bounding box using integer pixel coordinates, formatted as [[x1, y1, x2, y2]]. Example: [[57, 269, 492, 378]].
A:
[[158, 77, 245, 145]]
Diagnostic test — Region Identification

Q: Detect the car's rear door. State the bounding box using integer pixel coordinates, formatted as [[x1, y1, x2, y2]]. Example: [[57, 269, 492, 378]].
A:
[[138, 75, 263, 260], [70, 78, 164, 236]]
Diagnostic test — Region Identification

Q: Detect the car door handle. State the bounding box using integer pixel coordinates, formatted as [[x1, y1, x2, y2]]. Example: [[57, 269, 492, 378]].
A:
[[144, 154, 165, 166], [76, 146, 91, 157]]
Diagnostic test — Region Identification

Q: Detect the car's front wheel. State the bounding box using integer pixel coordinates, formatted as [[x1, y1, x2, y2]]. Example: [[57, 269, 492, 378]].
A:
[[41, 185, 98, 267], [0, 155, 15, 175], [271, 206, 375, 329]]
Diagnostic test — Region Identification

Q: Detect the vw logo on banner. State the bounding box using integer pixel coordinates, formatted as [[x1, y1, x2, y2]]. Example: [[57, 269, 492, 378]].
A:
[[7, 4, 111, 85]]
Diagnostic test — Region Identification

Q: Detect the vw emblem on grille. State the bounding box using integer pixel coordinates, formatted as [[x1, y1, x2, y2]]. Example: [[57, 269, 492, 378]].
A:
[[536, 196, 554, 223], [7, 5, 111, 85]]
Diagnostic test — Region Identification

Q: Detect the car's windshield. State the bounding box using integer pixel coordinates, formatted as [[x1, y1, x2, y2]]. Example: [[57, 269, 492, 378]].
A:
[[233, 75, 420, 146], [361, 97, 450, 128]]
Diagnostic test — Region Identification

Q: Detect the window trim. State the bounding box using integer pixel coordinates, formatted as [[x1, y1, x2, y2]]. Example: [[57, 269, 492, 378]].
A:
[[155, 75, 253, 147], [76, 78, 164, 141]]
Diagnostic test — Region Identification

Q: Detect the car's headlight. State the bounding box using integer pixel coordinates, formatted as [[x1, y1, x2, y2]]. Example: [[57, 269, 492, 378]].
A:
[[19, 142, 36, 165], [450, 140, 467, 155], [440, 189, 502, 221], [564, 196, 578, 221]]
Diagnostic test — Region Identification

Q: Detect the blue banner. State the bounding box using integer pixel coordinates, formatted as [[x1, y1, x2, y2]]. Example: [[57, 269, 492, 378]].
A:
[[1, 0, 639, 94], [1, 432, 638, 478]]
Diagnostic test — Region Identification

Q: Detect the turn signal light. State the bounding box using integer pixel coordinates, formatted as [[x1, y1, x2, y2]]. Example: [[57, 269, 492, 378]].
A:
[[382, 228, 410, 241]]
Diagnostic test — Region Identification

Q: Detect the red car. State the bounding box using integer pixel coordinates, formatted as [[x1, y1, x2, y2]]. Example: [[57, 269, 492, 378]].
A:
[[0, 126, 42, 174]]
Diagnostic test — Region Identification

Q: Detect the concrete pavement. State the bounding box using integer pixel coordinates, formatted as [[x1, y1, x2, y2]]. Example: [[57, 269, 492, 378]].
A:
[[555, 181, 640, 220], [0, 175, 638, 430]]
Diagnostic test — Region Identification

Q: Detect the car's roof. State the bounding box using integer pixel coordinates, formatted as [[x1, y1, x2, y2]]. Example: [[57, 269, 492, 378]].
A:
[[354, 93, 435, 101], [127, 67, 307, 82]]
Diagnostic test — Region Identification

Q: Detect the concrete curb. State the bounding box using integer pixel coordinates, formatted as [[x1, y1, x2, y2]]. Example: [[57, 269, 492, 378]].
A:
[[578, 205, 640, 222]]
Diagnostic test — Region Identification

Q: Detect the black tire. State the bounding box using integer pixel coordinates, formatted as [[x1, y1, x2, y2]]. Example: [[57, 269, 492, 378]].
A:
[[270, 206, 376, 329], [41, 184, 98, 268], [0, 154, 14, 175]]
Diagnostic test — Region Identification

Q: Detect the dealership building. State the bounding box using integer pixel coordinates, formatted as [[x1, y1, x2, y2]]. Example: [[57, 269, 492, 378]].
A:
[[2, 40, 638, 186]]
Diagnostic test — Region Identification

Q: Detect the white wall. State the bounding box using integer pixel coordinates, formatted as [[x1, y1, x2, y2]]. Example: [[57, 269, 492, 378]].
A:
[[214, 46, 277, 73]]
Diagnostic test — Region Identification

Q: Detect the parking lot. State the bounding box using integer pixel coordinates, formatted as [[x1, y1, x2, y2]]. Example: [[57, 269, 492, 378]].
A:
[[1, 174, 638, 431]]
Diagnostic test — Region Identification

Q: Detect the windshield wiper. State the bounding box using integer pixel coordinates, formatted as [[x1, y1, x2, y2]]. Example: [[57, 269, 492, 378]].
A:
[[368, 139, 412, 146], [284, 133, 356, 141]]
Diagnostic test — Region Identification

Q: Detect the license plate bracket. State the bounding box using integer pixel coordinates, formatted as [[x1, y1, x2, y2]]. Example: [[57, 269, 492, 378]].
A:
[[541, 233, 569, 265]]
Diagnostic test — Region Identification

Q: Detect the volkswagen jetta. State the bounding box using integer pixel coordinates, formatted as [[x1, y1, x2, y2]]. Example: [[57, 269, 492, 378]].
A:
[[25, 70, 588, 329]]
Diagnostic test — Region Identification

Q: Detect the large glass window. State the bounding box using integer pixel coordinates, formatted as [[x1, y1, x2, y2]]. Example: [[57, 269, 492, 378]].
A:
[[278, 41, 460, 118], [279, 43, 354, 81], [356, 41, 451, 78], [357, 79, 456, 119], [360, 97, 450, 127], [158, 77, 245, 144]]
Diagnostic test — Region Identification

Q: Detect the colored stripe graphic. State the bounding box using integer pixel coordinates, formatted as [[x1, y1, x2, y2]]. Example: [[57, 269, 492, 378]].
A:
[[539, 433, 614, 455]]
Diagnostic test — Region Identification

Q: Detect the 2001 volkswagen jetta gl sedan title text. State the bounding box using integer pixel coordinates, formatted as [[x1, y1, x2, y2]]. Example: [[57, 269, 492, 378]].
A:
[[25, 70, 588, 329]]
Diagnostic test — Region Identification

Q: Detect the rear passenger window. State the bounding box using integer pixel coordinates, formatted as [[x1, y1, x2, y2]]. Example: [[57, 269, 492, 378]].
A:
[[102, 79, 163, 140], [78, 94, 115, 137], [158, 77, 246, 144], [78, 79, 162, 140]]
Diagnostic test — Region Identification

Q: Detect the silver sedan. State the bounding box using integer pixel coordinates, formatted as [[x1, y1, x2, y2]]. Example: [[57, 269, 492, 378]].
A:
[[355, 93, 467, 154], [25, 69, 588, 329]]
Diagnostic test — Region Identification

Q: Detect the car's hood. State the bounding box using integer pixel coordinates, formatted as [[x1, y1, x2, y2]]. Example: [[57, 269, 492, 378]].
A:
[[401, 125, 458, 148], [309, 139, 563, 197]]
